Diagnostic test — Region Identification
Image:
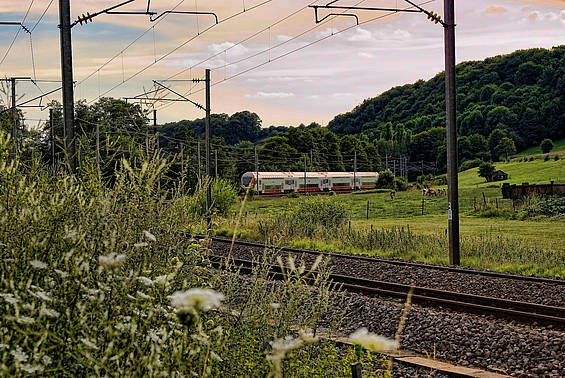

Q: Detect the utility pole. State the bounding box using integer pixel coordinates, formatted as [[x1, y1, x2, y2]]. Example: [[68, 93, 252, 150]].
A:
[[385, 154, 388, 171], [393, 158, 396, 177], [50, 108, 55, 172], [180, 143, 185, 192], [214, 149, 218, 178], [96, 122, 100, 175], [310, 149, 313, 171], [197, 140, 201, 181], [59, 0, 76, 172], [444, 0, 460, 265], [254, 145, 258, 190], [353, 150, 357, 191], [205, 69, 212, 233], [11, 77, 16, 159], [303, 156, 307, 195]]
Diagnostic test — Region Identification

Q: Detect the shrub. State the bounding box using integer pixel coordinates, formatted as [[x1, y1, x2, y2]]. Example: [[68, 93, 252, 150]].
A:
[[544, 154, 550, 161], [540, 138, 554, 154], [554, 155, 559, 161], [529, 157, 534, 161], [376, 169, 394, 189], [393, 176, 408, 191], [460, 158, 483, 171], [184, 178, 238, 217]]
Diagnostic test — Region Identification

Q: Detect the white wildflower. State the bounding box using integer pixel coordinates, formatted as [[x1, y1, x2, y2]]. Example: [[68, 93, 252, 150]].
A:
[[287, 256, 296, 272], [137, 291, 151, 300], [143, 230, 156, 242], [270, 302, 280, 309], [154, 275, 170, 286], [349, 328, 398, 352], [18, 316, 35, 324], [63, 230, 77, 239], [30, 260, 47, 269], [267, 335, 303, 376], [1, 293, 18, 304], [298, 329, 319, 343], [310, 254, 324, 273], [42, 355, 52, 365], [210, 351, 223, 362], [21, 364, 43, 374], [137, 276, 154, 286], [22, 303, 34, 310], [34, 291, 52, 302], [134, 242, 148, 248], [169, 288, 224, 313], [98, 253, 126, 269], [148, 329, 161, 343], [10, 347, 28, 363], [80, 338, 98, 350], [54, 269, 68, 278], [40, 308, 60, 318], [0, 344, 8, 349]]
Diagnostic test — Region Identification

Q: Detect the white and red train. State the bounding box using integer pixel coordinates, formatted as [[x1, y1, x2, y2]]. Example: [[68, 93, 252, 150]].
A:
[[241, 171, 379, 195]]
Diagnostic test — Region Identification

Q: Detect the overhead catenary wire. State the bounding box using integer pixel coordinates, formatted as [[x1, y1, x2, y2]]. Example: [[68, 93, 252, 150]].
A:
[[85, 0, 274, 105], [0, 0, 36, 66], [156, 0, 436, 112]]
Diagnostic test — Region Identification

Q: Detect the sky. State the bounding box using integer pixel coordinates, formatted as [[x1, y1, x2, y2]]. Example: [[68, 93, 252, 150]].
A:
[[0, 0, 564, 129]]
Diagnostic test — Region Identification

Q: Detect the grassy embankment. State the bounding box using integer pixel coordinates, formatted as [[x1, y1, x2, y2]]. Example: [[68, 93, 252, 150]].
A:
[[513, 137, 565, 157], [218, 159, 565, 277]]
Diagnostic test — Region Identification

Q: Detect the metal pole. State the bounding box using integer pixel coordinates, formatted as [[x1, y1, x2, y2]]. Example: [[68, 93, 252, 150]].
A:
[[59, 0, 76, 172], [50, 108, 55, 172], [304, 157, 307, 195], [11, 78, 16, 159], [181, 143, 185, 191], [96, 122, 100, 175], [197, 140, 201, 181], [310, 149, 313, 171], [444, 0, 460, 265], [215, 149, 218, 178], [205, 69, 212, 233], [254, 145, 259, 191], [353, 150, 357, 191], [154, 109, 161, 190]]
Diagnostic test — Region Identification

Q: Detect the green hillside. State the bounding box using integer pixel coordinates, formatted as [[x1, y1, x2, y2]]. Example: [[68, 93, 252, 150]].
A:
[[327, 46, 565, 166], [458, 159, 565, 188], [514, 138, 565, 157]]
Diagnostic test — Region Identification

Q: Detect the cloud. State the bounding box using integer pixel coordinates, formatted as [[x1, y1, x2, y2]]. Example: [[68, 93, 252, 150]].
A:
[[276, 35, 293, 42], [245, 92, 295, 99], [208, 42, 248, 57], [346, 28, 374, 42], [528, 12, 539, 20], [331, 93, 354, 98], [485, 6, 507, 14], [358, 52, 375, 59]]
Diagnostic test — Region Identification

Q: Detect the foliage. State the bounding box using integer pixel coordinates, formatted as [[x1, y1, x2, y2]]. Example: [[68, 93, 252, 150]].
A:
[[376, 169, 394, 189], [393, 176, 408, 191], [514, 197, 565, 219], [540, 138, 554, 154], [327, 46, 565, 167], [495, 137, 516, 161], [459, 158, 483, 172], [180, 178, 238, 217], [478, 161, 495, 182]]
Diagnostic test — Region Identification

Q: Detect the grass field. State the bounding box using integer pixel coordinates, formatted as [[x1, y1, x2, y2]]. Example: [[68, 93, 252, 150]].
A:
[[514, 138, 565, 157], [223, 157, 565, 277], [458, 158, 565, 187]]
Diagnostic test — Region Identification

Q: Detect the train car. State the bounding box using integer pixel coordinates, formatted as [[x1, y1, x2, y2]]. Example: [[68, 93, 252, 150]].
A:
[[241, 171, 379, 195]]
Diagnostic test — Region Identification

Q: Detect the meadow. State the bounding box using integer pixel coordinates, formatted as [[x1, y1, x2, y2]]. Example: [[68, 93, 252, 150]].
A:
[[513, 137, 565, 157], [219, 159, 565, 278]]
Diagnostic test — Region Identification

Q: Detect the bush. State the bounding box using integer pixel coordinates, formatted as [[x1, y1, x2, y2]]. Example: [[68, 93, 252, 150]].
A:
[[540, 138, 554, 154], [376, 169, 394, 189], [184, 178, 238, 217], [393, 176, 408, 191], [554, 155, 559, 161], [529, 157, 534, 161], [544, 154, 550, 161], [460, 158, 483, 171], [514, 197, 565, 219]]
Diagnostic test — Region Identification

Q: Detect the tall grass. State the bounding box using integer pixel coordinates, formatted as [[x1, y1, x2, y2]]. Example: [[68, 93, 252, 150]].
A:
[[0, 130, 393, 376]]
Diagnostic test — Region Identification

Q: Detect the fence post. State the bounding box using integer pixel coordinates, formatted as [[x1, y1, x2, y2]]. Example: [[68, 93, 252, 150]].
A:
[[496, 198, 498, 209], [366, 200, 370, 220], [421, 192, 425, 216], [482, 192, 487, 207], [351, 363, 362, 378]]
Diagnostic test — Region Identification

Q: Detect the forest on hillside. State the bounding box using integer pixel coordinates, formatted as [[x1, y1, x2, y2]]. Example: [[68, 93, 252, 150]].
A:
[[1, 46, 563, 187]]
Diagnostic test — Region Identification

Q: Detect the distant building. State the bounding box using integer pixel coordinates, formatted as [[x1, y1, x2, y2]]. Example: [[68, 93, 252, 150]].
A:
[[491, 170, 508, 182]]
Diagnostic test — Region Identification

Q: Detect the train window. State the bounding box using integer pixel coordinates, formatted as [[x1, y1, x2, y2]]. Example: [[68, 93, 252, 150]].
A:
[[285, 180, 294, 186], [264, 184, 282, 190]]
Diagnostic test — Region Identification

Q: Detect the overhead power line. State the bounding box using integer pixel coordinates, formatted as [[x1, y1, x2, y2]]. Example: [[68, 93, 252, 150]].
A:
[[0, 0, 35, 66]]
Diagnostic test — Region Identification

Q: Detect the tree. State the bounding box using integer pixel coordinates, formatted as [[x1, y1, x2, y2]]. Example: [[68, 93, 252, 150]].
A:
[[478, 161, 495, 182], [495, 137, 516, 160], [540, 138, 554, 154], [487, 129, 507, 161]]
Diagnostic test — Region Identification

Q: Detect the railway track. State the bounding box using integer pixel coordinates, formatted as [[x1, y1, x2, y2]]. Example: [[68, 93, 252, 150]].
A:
[[203, 235, 565, 286], [199, 236, 565, 327]]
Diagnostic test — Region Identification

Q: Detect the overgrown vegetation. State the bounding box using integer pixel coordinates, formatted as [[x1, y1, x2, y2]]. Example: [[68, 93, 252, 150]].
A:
[[0, 130, 398, 375]]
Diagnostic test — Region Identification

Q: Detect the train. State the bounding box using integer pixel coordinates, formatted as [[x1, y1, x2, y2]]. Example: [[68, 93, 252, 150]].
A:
[[241, 171, 380, 195]]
